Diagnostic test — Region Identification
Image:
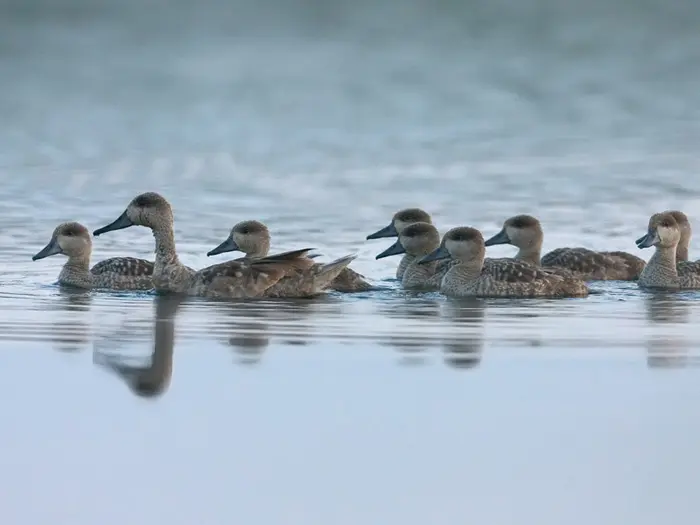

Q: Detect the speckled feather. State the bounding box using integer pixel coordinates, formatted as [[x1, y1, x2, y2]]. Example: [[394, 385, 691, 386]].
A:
[[442, 260, 589, 298], [187, 249, 320, 299], [220, 219, 373, 293], [88, 257, 154, 290], [541, 247, 645, 280], [636, 211, 700, 290], [436, 226, 589, 298]]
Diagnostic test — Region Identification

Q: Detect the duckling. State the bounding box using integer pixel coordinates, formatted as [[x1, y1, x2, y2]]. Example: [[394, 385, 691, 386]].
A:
[[92, 192, 355, 299], [32, 222, 154, 290], [374, 222, 444, 290], [636, 212, 700, 290], [207, 220, 374, 293], [366, 208, 433, 279], [419, 226, 589, 298], [484, 214, 645, 281]]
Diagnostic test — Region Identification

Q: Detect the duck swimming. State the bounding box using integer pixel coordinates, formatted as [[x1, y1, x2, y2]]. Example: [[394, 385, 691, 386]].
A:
[[636, 212, 700, 290], [92, 192, 355, 299], [366, 208, 433, 280], [375, 222, 444, 290], [484, 214, 645, 281], [32, 222, 154, 290], [206, 219, 374, 293], [419, 226, 589, 298]]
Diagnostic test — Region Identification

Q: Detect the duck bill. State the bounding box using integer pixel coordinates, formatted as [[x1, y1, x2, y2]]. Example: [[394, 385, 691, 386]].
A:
[[366, 222, 398, 240], [418, 245, 451, 264], [375, 240, 406, 260], [93, 210, 134, 236], [636, 231, 657, 249], [32, 238, 62, 261], [207, 237, 240, 257], [484, 228, 510, 247]]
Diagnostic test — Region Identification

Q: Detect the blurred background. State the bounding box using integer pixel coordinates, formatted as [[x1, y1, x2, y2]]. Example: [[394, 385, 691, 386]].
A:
[[1, 1, 700, 524]]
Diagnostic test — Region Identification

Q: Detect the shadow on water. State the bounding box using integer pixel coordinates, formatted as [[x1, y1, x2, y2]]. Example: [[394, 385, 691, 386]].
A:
[[643, 292, 697, 369], [92, 294, 182, 399]]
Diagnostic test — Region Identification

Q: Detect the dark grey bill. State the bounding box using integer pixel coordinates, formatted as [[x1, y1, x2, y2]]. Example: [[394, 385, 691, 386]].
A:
[[635, 232, 655, 249], [32, 237, 62, 261], [93, 210, 134, 236], [366, 222, 398, 240], [484, 228, 510, 247], [375, 239, 406, 260], [207, 237, 240, 257], [418, 245, 451, 264]]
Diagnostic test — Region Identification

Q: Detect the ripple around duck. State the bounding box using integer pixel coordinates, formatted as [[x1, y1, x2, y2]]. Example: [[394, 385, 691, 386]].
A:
[[2, 277, 700, 363]]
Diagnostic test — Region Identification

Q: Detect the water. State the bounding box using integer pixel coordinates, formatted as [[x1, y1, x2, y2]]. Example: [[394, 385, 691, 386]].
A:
[[2, 0, 700, 523]]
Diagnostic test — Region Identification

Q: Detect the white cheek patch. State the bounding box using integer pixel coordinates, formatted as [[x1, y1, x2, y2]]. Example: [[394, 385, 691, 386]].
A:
[[505, 226, 517, 243], [394, 220, 408, 233], [656, 226, 673, 245], [445, 239, 459, 256]]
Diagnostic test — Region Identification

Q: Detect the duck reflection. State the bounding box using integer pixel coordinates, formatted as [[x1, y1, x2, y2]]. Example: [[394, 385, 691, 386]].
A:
[[375, 295, 442, 365], [50, 289, 93, 352], [441, 299, 486, 370], [644, 292, 695, 369], [214, 297, 329, 364], [93, 294, 182, 398]]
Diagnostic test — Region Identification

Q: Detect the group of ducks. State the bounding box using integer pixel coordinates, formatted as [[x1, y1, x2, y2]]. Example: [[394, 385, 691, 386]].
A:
[[31, 192, 700, 299]]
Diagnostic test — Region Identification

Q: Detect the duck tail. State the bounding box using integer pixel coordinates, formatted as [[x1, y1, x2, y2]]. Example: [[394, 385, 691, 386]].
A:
[[313, 254, 358, 290]]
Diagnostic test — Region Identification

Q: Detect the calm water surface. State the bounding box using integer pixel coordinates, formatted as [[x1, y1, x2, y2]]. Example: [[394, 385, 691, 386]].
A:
[[1, 1, 700, 523]]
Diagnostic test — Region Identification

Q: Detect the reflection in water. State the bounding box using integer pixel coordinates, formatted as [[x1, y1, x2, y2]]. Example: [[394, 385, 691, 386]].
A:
[[51, 289, 93, 352], [214, 298, 323, 364], [93, 295, 182, 398], [442, 299, 486, 370], [375, 296, 442, 366], [644, 293, 694, 369]]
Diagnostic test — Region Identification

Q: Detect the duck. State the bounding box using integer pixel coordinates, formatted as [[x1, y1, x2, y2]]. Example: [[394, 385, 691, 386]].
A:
[[32, 222, 154, 290], [666, 210, 693, 262], [206, 219, 374, 293], [374, 222, 445, 290], [366, 208, 433, 280], [92, 192, 356, 299], [418, 226, 589, 298], [483, 214, 645, 281], [636, 211, 700, 290]]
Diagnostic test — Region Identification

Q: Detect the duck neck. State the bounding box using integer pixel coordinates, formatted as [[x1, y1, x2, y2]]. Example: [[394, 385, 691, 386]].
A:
[[249, 246, 269, 258], [515, 240, 542, 266], [676, 243, 688, 262], [152, 226, 180, 267], [59, 254, 92, 288], [451, 257, 483, 281], [647, 246, 679, 277]]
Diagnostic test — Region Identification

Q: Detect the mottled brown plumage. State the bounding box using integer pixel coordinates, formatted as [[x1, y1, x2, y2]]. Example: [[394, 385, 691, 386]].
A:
[[636, 212, 700, 290], [207, 219, 374, 294], [420, 226, 589, 298], [484, 214, 645, 281], [32, 222, 154, 290], [93, 193, 354, 299]]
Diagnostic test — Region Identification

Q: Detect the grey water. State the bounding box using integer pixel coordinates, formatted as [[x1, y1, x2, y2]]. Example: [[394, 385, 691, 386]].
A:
[[2, 0, 700, 523]]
